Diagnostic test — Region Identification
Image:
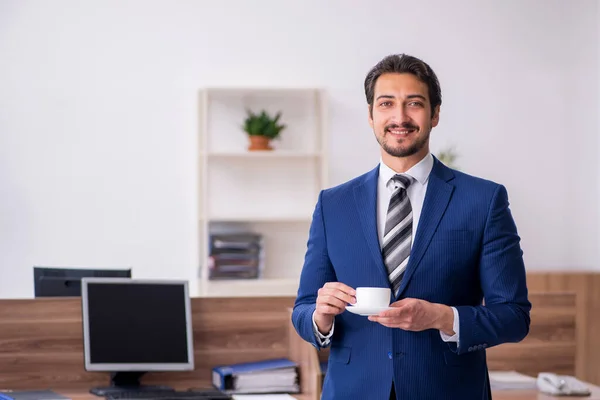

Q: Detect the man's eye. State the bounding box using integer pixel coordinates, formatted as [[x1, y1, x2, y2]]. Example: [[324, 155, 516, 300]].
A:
[[409, 102, 423, 107], [380, 101, 392, 107]]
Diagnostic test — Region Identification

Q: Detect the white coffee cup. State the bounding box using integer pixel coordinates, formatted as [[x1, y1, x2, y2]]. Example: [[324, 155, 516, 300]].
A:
[[355, 287, 391, 308]]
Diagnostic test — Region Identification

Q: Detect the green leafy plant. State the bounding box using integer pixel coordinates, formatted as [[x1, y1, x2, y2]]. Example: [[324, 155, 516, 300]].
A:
[[436, 147, 459, 169], [242, 109, 286, 139]]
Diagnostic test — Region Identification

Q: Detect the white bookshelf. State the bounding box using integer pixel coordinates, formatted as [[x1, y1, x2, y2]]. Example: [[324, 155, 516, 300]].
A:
[[197, 87, 328, 297], [206, 150, 322, 158], [202, 278, 303, 298]]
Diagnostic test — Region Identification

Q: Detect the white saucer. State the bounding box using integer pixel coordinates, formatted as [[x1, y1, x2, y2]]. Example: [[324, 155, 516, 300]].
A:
[[345, 305, 393, 316]]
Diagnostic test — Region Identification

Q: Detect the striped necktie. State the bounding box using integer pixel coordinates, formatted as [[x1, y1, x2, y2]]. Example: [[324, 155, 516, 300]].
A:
[[382, 174, 413, 295]]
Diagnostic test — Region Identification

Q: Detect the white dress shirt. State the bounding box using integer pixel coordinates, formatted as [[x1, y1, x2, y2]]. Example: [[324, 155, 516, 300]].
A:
[[312, 152, 460, 347]]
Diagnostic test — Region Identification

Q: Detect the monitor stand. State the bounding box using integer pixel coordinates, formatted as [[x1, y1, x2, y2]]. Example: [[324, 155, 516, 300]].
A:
[[89, 372, 174, 396]]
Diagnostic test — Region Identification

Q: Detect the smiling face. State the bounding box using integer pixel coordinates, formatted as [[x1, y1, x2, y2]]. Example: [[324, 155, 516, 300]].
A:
[[368, 72, 440, 169]]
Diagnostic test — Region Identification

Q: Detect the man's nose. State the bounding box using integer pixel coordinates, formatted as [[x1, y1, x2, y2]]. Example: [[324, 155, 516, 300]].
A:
[[392, 106, 411, 123]]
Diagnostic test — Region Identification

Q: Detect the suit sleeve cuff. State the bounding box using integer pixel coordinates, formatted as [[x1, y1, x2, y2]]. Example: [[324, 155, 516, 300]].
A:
[[312, 310, 334, 347], [439, 306, 460, 344]]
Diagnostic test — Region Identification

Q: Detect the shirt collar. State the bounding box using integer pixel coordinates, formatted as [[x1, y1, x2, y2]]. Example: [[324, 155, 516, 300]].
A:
[[379, 152, 434, 186]]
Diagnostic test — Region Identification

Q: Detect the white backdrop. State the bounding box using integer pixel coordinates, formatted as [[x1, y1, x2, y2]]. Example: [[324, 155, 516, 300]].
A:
[[0, 0, 598, 298]]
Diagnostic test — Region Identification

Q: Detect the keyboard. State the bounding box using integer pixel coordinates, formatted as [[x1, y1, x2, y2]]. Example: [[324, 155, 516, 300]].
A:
[[104, 390, 232, 400]]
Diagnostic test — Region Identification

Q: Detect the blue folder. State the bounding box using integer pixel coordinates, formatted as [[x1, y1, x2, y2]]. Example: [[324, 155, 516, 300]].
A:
[[212, 358, 299, 393], [0, 391, 69, 400]]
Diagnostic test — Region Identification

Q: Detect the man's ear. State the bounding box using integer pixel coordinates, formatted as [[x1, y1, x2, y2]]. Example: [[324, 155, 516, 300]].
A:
[[431, 105, 440, 127], [368, 104, 374, 128]]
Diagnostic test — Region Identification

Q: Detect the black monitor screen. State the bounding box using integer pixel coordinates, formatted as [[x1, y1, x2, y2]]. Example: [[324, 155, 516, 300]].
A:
[[34, 266, 132, 297], [82, 279, 193, 371]]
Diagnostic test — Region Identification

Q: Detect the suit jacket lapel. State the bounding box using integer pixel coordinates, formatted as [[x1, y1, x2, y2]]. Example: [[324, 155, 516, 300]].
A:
[[396, 157, 455, 298], [353, 166, 391, 285]]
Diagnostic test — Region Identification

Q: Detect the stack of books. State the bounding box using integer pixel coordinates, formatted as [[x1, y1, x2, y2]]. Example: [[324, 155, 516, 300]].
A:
[[208, 233, 263, 280], [212, 358, 299, 395]]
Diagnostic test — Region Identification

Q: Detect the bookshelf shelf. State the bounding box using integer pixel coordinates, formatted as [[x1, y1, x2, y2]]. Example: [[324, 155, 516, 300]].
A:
[[200, 278, 300, 297], [203, 87, 318, 96], [197, 87, 328, 297], [204, 216, 313, 223], [205, 150, 322, 159]]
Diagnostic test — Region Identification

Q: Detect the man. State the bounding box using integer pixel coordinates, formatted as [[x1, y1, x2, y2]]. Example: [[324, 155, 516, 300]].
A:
[[291, 54, 531, 400]]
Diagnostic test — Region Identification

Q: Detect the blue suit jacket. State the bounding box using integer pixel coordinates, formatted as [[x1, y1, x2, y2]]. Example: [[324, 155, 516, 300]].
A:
[[292, 157, 531, 400]]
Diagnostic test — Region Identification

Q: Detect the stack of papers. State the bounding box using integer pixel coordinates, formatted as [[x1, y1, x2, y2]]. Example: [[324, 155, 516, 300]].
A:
[[233, 368, 299, 393], [489, 370, 538, 390]]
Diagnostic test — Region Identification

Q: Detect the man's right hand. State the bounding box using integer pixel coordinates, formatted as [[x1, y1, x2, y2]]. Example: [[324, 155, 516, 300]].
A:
[[314, 282, 356, 334]]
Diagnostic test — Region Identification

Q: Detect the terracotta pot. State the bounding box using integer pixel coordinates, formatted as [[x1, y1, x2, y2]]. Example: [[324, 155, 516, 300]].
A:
[[248, 135, 273, 151]]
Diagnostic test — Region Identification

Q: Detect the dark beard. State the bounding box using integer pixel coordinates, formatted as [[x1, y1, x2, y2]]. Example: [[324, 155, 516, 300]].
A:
[[378, 123, 430, 158]]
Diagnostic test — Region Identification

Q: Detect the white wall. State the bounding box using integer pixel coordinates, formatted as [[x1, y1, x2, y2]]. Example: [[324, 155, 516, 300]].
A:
[[0, 0, 598, 298]]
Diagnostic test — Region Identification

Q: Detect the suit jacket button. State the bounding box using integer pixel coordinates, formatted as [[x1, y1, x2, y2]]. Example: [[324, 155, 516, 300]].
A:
[[468, 346, 473, 351], [388, 352, 392, 359]]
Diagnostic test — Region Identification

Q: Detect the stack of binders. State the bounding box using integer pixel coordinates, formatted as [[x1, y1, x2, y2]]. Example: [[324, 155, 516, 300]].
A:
[[212, 358, 299, 395]]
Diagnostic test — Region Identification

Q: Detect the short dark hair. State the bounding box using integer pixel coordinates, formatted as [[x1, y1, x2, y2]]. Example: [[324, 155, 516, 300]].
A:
[[364, 54, 442, 115]]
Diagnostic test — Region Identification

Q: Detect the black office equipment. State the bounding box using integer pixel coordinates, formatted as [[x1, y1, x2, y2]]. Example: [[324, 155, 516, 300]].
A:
[[80, 278, 194, 397], [33, 266, 132, 297]]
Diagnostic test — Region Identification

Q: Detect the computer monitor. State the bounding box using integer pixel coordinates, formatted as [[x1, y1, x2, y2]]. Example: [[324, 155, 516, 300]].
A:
[[81, 278, 194, 396], [33, 266, 132, 297]]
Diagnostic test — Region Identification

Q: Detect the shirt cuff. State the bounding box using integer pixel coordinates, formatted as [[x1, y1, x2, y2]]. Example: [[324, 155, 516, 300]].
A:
[[439, 306, 460, 344], [312, 310, 334, 347]]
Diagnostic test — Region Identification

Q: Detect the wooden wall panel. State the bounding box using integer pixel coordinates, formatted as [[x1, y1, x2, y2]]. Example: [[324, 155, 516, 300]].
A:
[[0, 271, 598, 391], [486, 292, 577, 377], [287, 311, 321, 400], [0, 297, 295, 390], [526, 272, 600, 385], [487, 343, 576, 375]]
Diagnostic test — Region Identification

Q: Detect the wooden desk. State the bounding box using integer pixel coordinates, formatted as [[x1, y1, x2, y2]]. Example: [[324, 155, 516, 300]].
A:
[[0, 297, 296, 390], [51, 386, 600, 400], [493, 386, 600, 400], [55, 389, 311, 400]]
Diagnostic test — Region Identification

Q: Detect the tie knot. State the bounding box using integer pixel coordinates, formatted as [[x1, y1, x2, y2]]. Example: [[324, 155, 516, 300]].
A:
[[391, 174, 413, 189]]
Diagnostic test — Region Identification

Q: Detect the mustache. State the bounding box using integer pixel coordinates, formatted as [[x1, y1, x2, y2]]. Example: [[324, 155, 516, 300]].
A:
[[385, 123, 418, 132]]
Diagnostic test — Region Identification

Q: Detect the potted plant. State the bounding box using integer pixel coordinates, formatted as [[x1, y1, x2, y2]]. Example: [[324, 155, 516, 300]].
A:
[[242, 109, 286, 150], [436, 146, 459, 169]]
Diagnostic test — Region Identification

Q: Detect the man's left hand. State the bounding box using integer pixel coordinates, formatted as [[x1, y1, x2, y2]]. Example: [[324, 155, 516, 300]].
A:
[[368, 298, 454, 335]]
